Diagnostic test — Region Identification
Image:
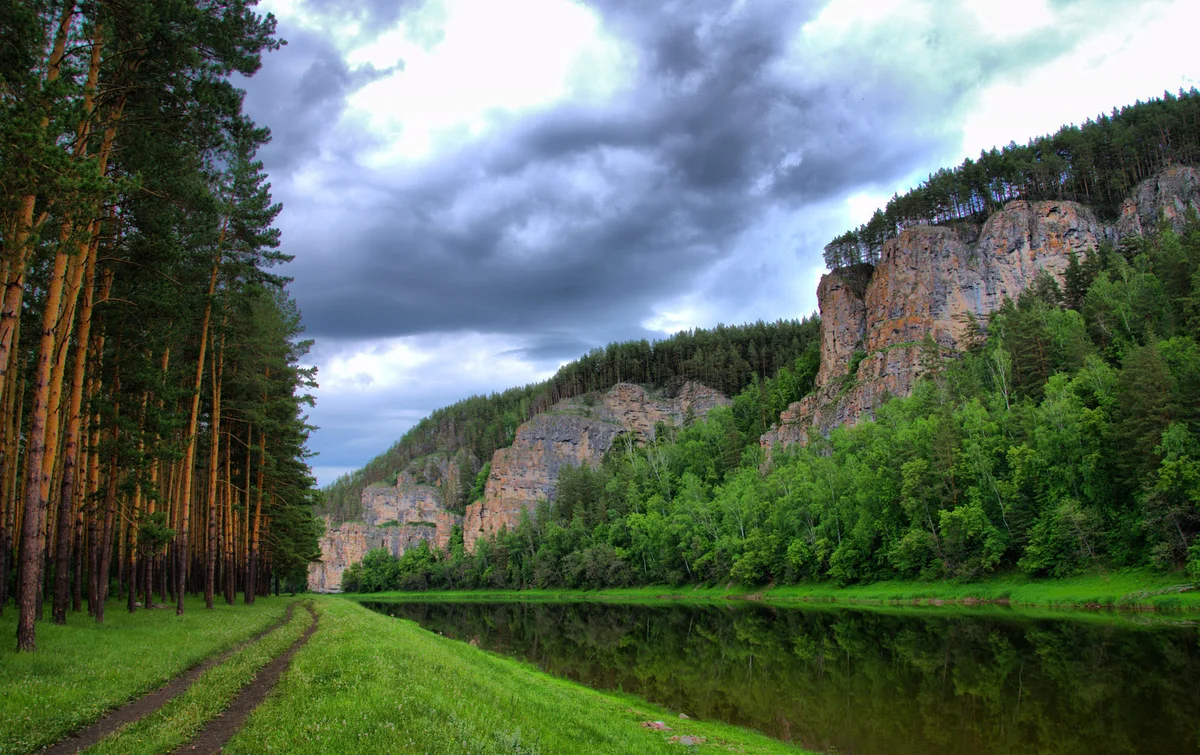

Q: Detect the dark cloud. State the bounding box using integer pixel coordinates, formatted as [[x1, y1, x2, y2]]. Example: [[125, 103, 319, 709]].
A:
[[238, 0, 1182, 479], [237, 28, 396, 176], [278, 0, 1076, 354]]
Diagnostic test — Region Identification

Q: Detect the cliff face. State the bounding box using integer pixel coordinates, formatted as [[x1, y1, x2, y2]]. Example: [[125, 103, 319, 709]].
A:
[[463, 382, 728, 551], [308, 466, 462, 592], [763, 166, 1200, 448]]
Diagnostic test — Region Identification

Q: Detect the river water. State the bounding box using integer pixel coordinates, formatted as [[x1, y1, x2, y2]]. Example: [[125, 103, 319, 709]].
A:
[[361, 600, 1200, 754]]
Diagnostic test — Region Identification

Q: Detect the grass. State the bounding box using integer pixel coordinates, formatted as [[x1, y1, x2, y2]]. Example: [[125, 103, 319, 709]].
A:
[[83, 602, 313, 755], [224, 597, 809, 755], [346, 567, 1200, 614], [0, 596, 290, 755]]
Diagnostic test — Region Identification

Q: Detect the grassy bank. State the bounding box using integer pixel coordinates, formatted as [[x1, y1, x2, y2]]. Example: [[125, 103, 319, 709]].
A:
[[86, 603, 313, 755], [225, 597, 808, 755], [346, 567, 1200, 613], [0, 596, 290, 755]]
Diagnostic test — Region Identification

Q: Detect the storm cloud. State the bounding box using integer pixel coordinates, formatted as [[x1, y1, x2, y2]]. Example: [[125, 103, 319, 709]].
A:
[[238, 0, 1199, 482]]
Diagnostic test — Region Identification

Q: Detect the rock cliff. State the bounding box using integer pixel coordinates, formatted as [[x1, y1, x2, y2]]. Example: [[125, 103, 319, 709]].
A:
[[762, 166, 1200, 448], [308, 462, 462, 592], [463, 382, 728, 551]]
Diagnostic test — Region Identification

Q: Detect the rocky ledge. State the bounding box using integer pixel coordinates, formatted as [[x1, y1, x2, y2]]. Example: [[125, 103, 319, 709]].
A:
[[762, 165, 1200, 449], [463, 382, 728, 551]]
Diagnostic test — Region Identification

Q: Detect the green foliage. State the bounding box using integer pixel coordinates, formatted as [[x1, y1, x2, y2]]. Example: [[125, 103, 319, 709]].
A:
[[322, 318, 821, 521], [470, 462, 491, 504], [357, 220, 1200, 592]]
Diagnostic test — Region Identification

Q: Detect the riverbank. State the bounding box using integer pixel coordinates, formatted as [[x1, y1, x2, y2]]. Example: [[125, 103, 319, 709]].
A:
[[344, 567, 1200, 613], [225, 597, 808, 754]]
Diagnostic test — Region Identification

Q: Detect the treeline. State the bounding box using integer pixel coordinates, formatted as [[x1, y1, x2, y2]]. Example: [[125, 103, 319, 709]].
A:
[[0, 2, 320, 652], [825, 89, 1200, 269], [349, 221, 1200, 592], [322, 318, 820, 522]]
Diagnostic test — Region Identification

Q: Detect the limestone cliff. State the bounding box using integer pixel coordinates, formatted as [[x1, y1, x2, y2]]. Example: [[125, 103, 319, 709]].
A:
[[463, 382, 728, 551], [762, 166, 1200, 448], [308, 463, 462, 592]]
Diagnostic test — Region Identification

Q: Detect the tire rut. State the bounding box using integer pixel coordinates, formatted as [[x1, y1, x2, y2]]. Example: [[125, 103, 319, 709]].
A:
[[168, 603, 319, 755], [41, 602, 298, 755]]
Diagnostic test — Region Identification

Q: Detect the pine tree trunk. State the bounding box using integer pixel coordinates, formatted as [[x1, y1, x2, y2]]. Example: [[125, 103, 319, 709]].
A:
[[224, 428, 234, 605], [16, 236, 77, 650], [52, 239, 97, 623], [127, 392, 148, 613], [0, 319, 21, 617], [95, 449, 118, 623], [242, 426, 253, 604], [248, 428, 266, 604], [204, 326, 224, 610], [176, 252, 221, 616], [0, 3, 75, 407]]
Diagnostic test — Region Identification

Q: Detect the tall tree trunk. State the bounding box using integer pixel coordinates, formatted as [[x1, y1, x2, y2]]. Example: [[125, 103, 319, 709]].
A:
[[176, 250, 222, 616], [52, 238, 98, 623], [224, 427, 234, 605], [95, 449, 118, 623], [0, 3, 76, 405], [128, 391, 149, 613], [242, 426, 253, 604], [16, 231, 78, 650], [0, 318, 22, 617], [204, 324, 224, 609], [247, 423, 266, 605]]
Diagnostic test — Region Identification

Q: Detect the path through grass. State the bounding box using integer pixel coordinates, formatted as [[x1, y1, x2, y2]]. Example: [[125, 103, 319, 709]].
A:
[[0, 596, 289, 754], [82, 603, 314, 755]]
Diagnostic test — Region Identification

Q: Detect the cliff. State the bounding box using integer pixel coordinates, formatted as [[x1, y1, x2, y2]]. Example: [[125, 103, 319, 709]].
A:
[[463, 382, 728, 551], [308, 460, 463, 592], [762, 165, 1200, 448]]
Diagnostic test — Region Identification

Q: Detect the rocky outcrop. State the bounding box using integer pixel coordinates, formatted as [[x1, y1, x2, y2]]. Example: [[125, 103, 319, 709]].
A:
[[463, 382, 728, 551], [763, 166, 1200, 449], [308, 463, 463, 592], [1113, 164, 1200, 241]]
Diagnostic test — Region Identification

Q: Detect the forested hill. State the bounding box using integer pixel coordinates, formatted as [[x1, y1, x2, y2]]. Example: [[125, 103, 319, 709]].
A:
[[825, 89, 1200, 269], [320, 318, 820, 521]]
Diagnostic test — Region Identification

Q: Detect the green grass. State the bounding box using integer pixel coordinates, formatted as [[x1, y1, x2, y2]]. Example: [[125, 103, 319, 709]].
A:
[[84, 603, 313, 755], [346, 567, 1200, 614], [224, 597, 808, 755], [0, 596, 290, 755]]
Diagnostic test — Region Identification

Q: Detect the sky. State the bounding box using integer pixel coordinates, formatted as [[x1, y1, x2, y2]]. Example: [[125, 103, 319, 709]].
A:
[[236, 0, 1200, 486]]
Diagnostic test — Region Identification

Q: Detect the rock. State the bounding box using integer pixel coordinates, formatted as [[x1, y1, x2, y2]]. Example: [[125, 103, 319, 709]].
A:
[[678, 713, 689, 719], [1113, 164, 1200, 242], [762, 167, 1200, 450], [641, 721, 672, 731], [307, 461, 464, 591], [463, 382, 729, 551]]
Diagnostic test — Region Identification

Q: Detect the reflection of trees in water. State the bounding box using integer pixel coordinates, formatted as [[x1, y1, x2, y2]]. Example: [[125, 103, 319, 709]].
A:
[[364, 602, 1200, 755]]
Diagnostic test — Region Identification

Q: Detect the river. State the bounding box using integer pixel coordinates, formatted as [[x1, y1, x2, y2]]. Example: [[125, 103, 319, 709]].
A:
[[361, 600, 1200, 754]]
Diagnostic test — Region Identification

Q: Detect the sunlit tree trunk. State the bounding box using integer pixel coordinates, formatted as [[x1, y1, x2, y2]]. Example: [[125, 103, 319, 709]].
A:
[[204, 323, 225, 609], [176, 243, 222, 616], [248, 428, 266, 604], [52, 236, 98, 623]]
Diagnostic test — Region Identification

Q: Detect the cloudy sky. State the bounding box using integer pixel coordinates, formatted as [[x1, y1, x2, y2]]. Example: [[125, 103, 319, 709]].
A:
[[238, 0, 1200, 486]]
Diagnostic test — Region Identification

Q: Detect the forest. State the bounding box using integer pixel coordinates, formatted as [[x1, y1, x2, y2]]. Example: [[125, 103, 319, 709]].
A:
[[824, 88, 1200, 269], [345, 212, 1200, 594], [0, 2, 321, 652], [321, 318, 820, 522]]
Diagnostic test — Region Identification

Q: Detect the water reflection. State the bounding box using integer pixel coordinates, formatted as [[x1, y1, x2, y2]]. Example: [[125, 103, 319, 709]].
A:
[[362, 600, 1200, 755]]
